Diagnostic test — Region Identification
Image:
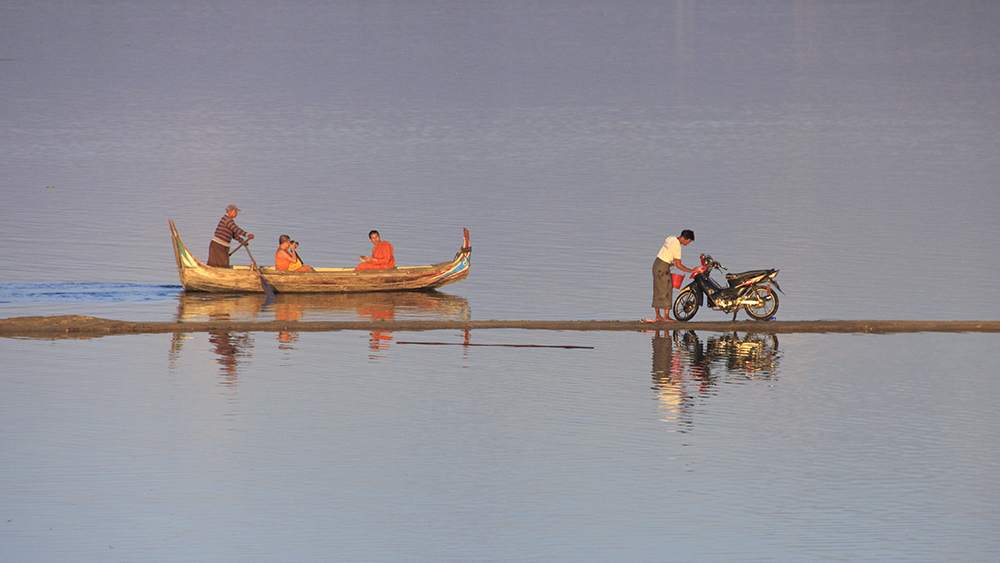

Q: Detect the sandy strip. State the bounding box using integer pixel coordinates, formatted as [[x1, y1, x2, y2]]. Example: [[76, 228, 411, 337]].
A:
[[1, 315, 998, 339]]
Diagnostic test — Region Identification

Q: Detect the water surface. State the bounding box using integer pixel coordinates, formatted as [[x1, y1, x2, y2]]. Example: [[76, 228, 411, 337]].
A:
[[2, 2, 999, 561], [2, 331, 998, 562], [2, 0, 999, 321]]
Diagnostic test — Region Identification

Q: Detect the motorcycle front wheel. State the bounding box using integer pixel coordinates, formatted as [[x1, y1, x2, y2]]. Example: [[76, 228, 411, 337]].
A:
[[744, 286, 779, 320], [673, 289, 699, 321]]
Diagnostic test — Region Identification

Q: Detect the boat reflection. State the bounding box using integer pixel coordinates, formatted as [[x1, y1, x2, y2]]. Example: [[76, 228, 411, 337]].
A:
[[172, 290, 471, 374], [650, 330, 781, 431], [175, 290, 471, 323]]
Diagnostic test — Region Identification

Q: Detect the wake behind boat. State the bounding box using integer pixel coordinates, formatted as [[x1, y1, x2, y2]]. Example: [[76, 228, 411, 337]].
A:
[[169, 219, 471, 293]]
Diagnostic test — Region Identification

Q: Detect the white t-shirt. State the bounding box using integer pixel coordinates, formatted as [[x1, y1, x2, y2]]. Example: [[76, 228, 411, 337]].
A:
[[656, 237, 682, 264]]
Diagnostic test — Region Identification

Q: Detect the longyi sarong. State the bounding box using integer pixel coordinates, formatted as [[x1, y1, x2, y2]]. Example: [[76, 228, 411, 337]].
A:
[[651, 256, 673, 309], [208, 241, 231, 268]]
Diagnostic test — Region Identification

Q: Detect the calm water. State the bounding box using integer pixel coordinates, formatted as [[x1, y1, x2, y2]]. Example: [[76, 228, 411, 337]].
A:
[[2, 0, 999, 322], [2, 1, 1000, 560], [2, 331, 999, 562]]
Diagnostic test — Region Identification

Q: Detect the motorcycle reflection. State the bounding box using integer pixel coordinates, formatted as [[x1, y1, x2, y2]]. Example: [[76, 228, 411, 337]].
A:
[[651, 330, 781, 431]]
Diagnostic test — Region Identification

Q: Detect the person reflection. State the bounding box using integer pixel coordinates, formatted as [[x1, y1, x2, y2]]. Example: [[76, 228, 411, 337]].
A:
[[208, 330, 251, 384], [168, 331, 190, 373], [368, 330, 393, 353], [650, 330, 712, 431], [358, 302, 395, 359], [273, 298, 304, 349]]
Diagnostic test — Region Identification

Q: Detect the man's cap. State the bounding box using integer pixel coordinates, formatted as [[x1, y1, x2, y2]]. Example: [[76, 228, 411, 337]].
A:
[[226, 204, 241, 212]]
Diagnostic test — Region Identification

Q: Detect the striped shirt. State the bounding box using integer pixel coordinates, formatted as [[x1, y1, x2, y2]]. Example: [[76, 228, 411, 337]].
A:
[[211, 215, 249, 247]]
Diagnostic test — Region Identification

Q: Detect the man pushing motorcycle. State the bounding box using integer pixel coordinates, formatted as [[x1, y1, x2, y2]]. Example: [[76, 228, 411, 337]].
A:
[[644, 229, 696, 323]]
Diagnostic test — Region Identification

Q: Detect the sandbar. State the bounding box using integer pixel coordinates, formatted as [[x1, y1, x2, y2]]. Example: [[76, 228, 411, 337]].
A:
[[1, 315, 998, 339]]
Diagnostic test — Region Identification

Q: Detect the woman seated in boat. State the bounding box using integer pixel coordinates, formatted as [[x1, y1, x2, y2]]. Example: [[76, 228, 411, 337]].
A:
[[275, 235, 314, 272], [355, 230, 395, 271]]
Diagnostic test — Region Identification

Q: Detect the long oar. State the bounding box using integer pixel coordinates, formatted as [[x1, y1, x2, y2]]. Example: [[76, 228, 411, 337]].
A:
[[229, 239, 249, 257], [243, 244, 276, 299]]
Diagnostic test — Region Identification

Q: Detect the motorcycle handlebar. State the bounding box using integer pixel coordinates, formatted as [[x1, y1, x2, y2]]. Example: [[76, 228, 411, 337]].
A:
[[707, 259, 726, 271], [698, 254, 727, 271]]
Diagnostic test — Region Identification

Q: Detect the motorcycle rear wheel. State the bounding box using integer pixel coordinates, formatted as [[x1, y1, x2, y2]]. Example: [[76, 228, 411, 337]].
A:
[[744, 287, 779, 320], [673, 289, 699, 321]]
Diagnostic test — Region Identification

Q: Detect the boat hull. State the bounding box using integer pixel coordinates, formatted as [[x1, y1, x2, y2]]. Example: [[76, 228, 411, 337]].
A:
[[169, 219, 471, 293]]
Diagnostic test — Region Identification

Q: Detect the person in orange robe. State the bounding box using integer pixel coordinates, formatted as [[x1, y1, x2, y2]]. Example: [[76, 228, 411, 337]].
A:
[[355, 230, 395, 270], [275, 234, 314, 271]]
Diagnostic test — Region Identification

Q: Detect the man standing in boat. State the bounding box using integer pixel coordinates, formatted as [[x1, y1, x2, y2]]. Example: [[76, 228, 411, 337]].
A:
[[207, 204, 254, 268]]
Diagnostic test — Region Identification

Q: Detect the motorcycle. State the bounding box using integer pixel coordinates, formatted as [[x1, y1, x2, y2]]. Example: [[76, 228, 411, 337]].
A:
[[672, 254, 783, 321]]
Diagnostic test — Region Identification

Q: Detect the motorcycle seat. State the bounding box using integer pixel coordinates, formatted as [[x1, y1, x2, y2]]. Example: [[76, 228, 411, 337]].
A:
[[725, 270, 770, 287]]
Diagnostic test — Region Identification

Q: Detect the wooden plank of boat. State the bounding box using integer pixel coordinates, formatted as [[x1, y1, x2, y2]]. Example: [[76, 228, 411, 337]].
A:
[[169, 219, 471, 293]]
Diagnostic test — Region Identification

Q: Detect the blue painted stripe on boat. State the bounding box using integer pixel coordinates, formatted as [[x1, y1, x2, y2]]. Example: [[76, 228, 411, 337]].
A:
[[440, 257, 469, 279]]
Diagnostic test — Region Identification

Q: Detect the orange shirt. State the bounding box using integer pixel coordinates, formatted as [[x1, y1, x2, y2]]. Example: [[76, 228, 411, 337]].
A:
[[355, 241, 395, 270], [275, 248, 306, 271]]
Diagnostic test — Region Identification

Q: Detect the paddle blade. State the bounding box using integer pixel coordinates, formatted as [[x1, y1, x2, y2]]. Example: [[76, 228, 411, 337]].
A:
[[260, 276, 276, 300]]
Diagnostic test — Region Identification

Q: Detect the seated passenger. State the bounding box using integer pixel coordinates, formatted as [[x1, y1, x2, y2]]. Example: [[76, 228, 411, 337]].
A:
[[355, 230, 395, 271], [275, 234, 314, 272]]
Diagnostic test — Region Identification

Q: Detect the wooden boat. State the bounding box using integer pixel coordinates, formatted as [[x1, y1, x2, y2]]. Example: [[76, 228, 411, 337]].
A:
[[169, 219, 471, 293]]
